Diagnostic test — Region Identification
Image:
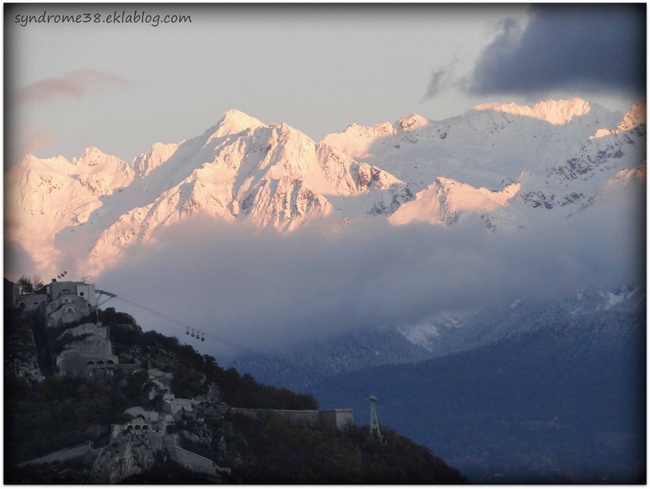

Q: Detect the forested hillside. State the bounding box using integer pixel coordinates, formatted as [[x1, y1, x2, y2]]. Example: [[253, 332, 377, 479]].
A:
[[311, 308, 646, 483], [4, 304, 465, 484]]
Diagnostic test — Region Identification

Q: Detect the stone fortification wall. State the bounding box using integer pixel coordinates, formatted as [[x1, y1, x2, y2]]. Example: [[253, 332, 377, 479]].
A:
[[55, 323, 119, 379], [17, 293, 47, 313], [18, 441, 95, 467], [111, 407, 174, 440], [165, 434, 229, 477], [160, 398, 196, 419], [48, 281, 96, 306], [118, 363, 141, 374], [230, 408, 354, 430], [47, 294, 92, 327], [230, 408, 320, 428], [5, 279, 19, 308], [320, 409, 355, 430]]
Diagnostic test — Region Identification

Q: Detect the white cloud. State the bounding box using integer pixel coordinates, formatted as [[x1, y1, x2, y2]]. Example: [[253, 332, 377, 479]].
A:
[[96, 187, 643, 359]]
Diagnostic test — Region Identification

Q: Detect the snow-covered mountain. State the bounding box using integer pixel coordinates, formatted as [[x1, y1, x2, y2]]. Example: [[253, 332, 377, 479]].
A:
[[229, 283, 646, 391], [5, 97, 645, 280]]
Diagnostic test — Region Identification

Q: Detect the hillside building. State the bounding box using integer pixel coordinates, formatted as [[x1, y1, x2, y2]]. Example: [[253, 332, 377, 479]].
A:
[[7, 277, 119, 382], [47, 280, 97, 307], [13, 278, 99, 327], [46, 280, 97, 327], [17, 292, 48, 314], [55, 322, 119, 382], [4, 278, 20, 308]]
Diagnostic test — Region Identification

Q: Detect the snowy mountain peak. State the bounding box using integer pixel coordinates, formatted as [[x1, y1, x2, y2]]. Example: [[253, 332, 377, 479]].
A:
[[80, 146, 106, 157], [213, 109, 266, 137], [19, 153, 69, 170], [474, 98, 591, 125], [73, 146, 127, 169], [5, 99, 645, 279], [591, 98, 646, 139], [388, 178, 520, 227], [132, 142, 180, 178], [320, 121, 395, 159], [397, 113, 430, 132], [339, 121, 394, 138], [608, 160, 646, 187], [617, 97, 646, 131]]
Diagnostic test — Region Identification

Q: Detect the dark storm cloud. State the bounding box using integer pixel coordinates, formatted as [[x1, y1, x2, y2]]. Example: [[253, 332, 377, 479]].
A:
[[423, 59, 461, 100], [424, 68, 449, 100], [424, 69, 445, 99], [463, 4, 646, 96]]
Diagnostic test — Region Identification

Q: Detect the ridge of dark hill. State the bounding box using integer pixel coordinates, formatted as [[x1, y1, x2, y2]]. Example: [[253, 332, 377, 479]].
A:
[[4, 302, 465, 484], [310, 307, 646, 483]]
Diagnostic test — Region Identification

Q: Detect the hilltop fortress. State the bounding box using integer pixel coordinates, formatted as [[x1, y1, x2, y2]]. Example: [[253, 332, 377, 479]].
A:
[[16, 278, 120, 381], [8, 277, 354, 482]]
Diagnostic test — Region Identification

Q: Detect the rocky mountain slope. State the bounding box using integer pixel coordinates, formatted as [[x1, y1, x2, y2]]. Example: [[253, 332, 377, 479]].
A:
[[5, 98, 645, 279]]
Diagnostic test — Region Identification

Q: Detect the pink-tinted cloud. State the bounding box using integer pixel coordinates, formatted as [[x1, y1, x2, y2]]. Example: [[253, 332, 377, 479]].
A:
[[17, 68, 135, 105], [5, 121, 55, 166], [16, 122, 54, 155]]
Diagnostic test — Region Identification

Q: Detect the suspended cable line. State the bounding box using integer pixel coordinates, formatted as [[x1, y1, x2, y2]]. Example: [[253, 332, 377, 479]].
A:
[[113, 295, 271, 359], [106, 293, 385, 420]]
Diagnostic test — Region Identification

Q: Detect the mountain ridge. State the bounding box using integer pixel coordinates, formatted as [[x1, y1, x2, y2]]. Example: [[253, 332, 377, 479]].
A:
[[473, 97, 593, 125], [5, 97, 645, 279]]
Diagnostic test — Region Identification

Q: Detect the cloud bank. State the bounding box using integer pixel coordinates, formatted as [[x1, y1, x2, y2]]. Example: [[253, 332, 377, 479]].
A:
[[96, 184, 644, 360]]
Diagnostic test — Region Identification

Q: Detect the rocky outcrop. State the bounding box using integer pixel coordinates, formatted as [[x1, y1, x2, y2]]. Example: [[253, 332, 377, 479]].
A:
[[180, 421, 213, 447], [592, 98, 646, 139], [88, 431, 157, 483], [194, 382, 221, 403], [5, 315, 44, 383]]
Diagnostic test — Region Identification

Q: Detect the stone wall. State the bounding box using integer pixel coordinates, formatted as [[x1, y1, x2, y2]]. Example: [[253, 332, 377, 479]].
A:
[[164, 398, 195, 419], [47, 294, 92, 327], [111, 407, 174, 439], [320, 409, 355, 430], [5, 278, 19, 308], [18, 442, 95, 467], [165, 434, 229, 477], [230, 408, 320, 427], [48, 281, 96, 307], [230, 408, 354, 430], [17, 293, 47, 313], [55, 323, 119, 379]]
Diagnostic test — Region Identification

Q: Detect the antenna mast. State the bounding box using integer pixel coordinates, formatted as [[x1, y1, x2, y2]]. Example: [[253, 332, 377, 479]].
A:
[[369, 394, 386, 445]]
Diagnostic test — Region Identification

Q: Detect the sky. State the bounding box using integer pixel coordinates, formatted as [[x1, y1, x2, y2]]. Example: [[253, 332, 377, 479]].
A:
[[4, 3, 645, 167], [3, 3, 647, 359]]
